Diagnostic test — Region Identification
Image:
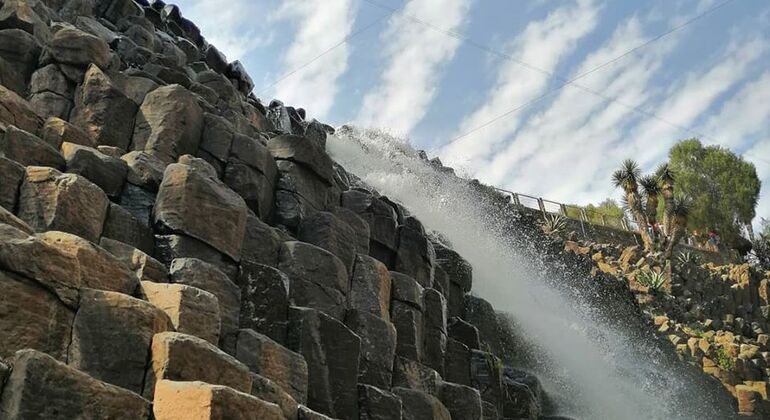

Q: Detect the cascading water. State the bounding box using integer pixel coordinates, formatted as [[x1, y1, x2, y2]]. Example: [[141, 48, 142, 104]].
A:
[[327, 126, 735, 420]]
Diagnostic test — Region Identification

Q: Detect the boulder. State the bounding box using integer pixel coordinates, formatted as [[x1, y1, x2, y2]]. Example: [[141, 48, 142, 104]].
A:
[[18, 167, 109, 242], [393, 387, 450, 420], [0, 84, 43, 133], [278, 241, 348, 320], [169, 258, 241, 353], [502, 368, 541, 420], [238, 262, 290, 344], [118, 183, 156, 226], [267, 134, 334, 184], [199, 112, 234, 163], [61, 142, 128, 197], [432, 266, 449, 298], [241, 213, 282, 266], [70, 65, 137, 150], [0, 269, 74, 361], [349, 254, 392, 320], [153, 380, 284, 420], [68, 289, 173, 394], [121, 150, 165, 191], [100, 238, 166, 282], [0, 224, 80, 307], [0, 206, 31, 233], [333, 206, 370, 254], [153, 234, 239, 281], [235, 329, 309, 405], [154, 156, 248, 261], [469, 351, 505, 413], [101, 203, 155, 254], [111, 73, 159, 105], [298, 405, 336, 420], [40, 117, 95, 149], [0, 349, 150, 419], [345, 309, 397, 389], [298, 211, 358, 274], [448, 317, 481, 350], [395, 220, 435, 288], [273, 161, 338, 230], [38, 231, 138, 295], [144, 332, 252, 399], [0, 124, 64, 169], [392, 357, 441, 396], [132, 84, 203, 165], [287, 306, 361, 419], [0, 156, 23, 211], [358, 384, 403, 420], [48, 25, 110, 69], [434, 243, 472, 293], [438, 381, 483, 420], [225, 133, 277, 220], [391, 273, 424, 361], [250, 373, 299, 420], [423, 288, 448, 375], [445, 338, 471, 386], [141, 281, 221, 345], [0, 29, 41, 95]]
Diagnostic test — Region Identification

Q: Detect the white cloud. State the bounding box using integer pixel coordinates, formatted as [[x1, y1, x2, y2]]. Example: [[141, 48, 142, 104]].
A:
[[174, 0, 274, 60], [356, 0, 472, 136], [272, 0, 358, 119], [473, 16, 680, 202], [702, 70, 770, 150], [439, 0, 600, 173]]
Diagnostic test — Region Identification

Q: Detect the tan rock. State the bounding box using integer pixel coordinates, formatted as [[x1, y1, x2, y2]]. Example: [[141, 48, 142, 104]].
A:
[[17, 167, 109, 242], [0, 223, 80, 306], [0, 269, 74, 360], [235, 329, 309, 404], [0, 124, 64, 169], [154, 156, 248, 260], [141, 281, 221, 345], [40, 117, 96, 149], [38, 231, 138, 295], [0, 84, 43, 134], [144, 332, 252, 399], [153, 380, 285, 420], [101, 238, 167, 283], [0, 349, 151, 419], [68, 289, 173, 394]]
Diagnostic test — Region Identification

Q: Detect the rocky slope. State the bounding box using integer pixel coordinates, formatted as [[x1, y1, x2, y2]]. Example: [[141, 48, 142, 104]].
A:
[[0, 1, 565, 419], [558, 236, 770, 417]]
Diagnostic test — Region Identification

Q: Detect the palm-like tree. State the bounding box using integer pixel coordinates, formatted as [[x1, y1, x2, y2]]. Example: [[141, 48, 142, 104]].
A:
[[640, 174, 662, 245], [656, 163, 675, 235], [612, 159, 653, 252], [664, 195, 692, 259]]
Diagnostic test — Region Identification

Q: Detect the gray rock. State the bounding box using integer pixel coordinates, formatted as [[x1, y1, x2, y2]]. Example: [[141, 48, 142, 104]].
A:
[[445, 338, 471, 386], [117, 183, 156, 227], [0, 349, 150, 419], [169, 258, 241, 353], [391, 271, 424, 308], [448, 317, 481, 350], [359, 384, 403, 420], [70, 65, 137, 150], [434, 242, 472, 293], [288, 306, 361, 419], [0, 125, 64, 169], [349, 254, 392, 320], [18, 167, 109, 242], [268, 134, 334, 183], [132, 84, 203, 165], [274, 160, 339, 230], [224, 160, 274, 221], [153, 233, 238, 281], [438, 381, 483, 420], [28, 91, 72, 120], [0, 28, 41, 94], [502, 367, 541, 420], [0, 84, 43, 133], [101, 202, 155, 254], [0, 156, 23, 211], [345, 309, 397, 389], [199, 112, 234, 163], [238, 262, 290, 344], [392, 357, 441, 396], [235, 329, 308, 405], [333, 206, 370, 255], [240, 212, 282, 267], [61, 142, 127, 197], [154, 156, 248, 261], [29, 64, 72, 98], [250, 373, 299, 420], [99, 237, 167, 283], [393, 387, 450, 420], [110, 72, 159, 105], [68, 289, 173, 394], [395, 220, 435, 288], [298, 211, 358, 274], [121, 150, 165, 191], [298, 405, 336, 420], [470, 350, 505, 413], [279, 241, 349, 320]]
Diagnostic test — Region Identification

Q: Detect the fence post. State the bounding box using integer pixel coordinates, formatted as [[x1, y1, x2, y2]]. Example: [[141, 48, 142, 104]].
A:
[[537, 198, 546, 216], [580, 208, 588, 222], [559, 204, 568, 217], [512, 193, 520, 206]]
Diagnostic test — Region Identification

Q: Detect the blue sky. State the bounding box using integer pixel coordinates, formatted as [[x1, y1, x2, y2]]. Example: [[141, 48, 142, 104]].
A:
[[175, 0, 770, 226]]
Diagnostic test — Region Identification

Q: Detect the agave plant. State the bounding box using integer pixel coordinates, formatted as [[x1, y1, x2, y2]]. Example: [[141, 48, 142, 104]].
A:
[[676, 251, 702, 266], [656, 163, 676, 234], [612, 159, 653, 252], [543, 213, 568, 235], [636, 269, 667, 291]]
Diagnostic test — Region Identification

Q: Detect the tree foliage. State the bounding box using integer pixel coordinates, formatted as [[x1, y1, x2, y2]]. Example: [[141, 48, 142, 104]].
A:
[[668, 139, 761, 247]]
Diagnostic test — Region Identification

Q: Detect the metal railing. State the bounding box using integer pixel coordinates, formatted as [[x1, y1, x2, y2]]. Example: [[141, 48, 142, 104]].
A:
[[492, 188, 633, 232]]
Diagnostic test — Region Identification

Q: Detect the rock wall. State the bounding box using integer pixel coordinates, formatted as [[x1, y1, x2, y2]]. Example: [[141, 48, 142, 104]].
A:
[[0, 1, 552, 419]]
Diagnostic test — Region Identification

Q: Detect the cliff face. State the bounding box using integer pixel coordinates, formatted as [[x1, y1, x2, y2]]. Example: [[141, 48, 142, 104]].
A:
[[0, 1, 553, 419]]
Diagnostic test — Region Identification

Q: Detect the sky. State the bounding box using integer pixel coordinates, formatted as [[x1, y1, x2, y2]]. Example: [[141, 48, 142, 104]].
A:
[[174, 0, 770, 228]]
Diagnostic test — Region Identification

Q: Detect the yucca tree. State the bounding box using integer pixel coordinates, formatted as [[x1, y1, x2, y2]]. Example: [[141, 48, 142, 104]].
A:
[[640, 174, 662, 244], [613, 159, 653, 252], [656, 163, 675, 235], [664, 195, 692, 259]]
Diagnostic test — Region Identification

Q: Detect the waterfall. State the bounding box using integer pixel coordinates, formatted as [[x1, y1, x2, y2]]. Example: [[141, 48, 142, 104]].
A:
[[327, 126, 734, 420]]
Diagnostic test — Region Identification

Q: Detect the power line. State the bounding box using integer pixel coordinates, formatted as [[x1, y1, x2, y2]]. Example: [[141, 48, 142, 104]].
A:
[[359, 0, 735, 144], [255, 5, 401, 94]]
